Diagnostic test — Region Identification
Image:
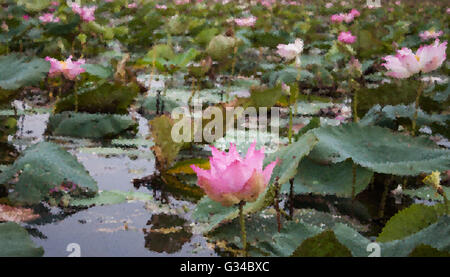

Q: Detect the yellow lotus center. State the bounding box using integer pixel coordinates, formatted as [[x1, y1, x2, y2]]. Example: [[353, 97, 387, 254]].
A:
[[59, 61, 68, 69], [415, 55, 420, 62]]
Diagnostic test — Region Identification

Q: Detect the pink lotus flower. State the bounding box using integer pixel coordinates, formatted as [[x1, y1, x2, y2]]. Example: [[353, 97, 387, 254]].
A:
[[343, 13, 355, 23], [71, 3, 96, 22], [332, 10, 359, 23], [39, 13, 60, 23], [331, 13, 345, 23], [22, 15, 30, 21], [276, 38, 304, 61], [234, 16, 257, 27], [419, 30, 444, 41], [382, 40, 447, 78], [174, 0, 190, 4], [325, 2, 334, 8], [416, 40, 447, 73], [45, 56, 86, 80], [338, 31, 356, 44], [127, 2, 138, 8], [45, 57, 64, 77], [258, 0, 276, 8], [349, 9, 360, 17], [156, 4, 167, 9], [191, 143, 278, 206]]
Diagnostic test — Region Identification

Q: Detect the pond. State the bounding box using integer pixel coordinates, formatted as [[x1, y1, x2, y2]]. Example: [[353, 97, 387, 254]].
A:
[[1, 0, 449, 258]]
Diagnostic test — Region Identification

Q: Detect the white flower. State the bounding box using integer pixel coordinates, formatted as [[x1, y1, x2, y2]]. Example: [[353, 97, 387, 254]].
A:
[[276, 39, 304, 61]]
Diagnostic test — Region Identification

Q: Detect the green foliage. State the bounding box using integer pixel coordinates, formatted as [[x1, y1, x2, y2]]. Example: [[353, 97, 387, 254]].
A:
[[0, 222, 44, 257], [292, 230, 352, 257], [140, 47, 199, 73], [194, 28, 219, 47], [55, 83, 139, 115], [0, 54, 50, 90], [47, 112, 138, 139], [192, 196, 236, 232], [408, 244, 450, 257], [286, 159, 373, 197], [310, 123, 450, 176], [70, 190, 153, 207], [149, 115, 182, 170], [377, 204, 447, 243], [141, 94, 183, 115], [403, 186, 450, 202], [44, 16, 81, 36], [0, 116, 17, 142], [17, 0, 50, 11], [294, 117, 320, 139], [380, 216, 450, 256], [332, 216, 450, 257], [81, 64, 113, 79], [247, 84, 284, 109], [266, 132, 318, 185], [248, 30, 289, 48], [209, 212, 281, 248], [254, 215, 450, 257], [193, 183, 282, 233], [0, 142, 98, 205], [0, 89, 17, 107], [255, 220, 322, 256], [267, 68, 312, 87], [361, 104, 449, 133], [356, 80, 422, 116], [206, 35, 237, 61], [1, 0, 449, 258]]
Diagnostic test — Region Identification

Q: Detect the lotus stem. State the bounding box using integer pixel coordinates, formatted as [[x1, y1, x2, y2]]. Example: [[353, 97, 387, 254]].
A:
[[352, 163, 357, 200], [378, 176, 392, 219], [295, 62, 301, 115], [156, 90, 161, 115], [239, 201, 247, 256], [350, 78, 358, 123], [351, 163, 357, 216], [226, 44, 238, 101], [411, 82, 424, 136], [274, 178, 282, 232], [148, 50, 157, 93], [74, 82, 78, 113], [288, 104, 293, 144], [52, 86, 62, 115], [188, 78, 197, 110], [442, 192, 449, 214], [353, 90, 358, 123], [436, 187, 449, 214], [289, 178, 294, 219]]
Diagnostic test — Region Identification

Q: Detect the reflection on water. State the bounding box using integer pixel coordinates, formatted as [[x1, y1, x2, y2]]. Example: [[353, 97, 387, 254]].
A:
[[143, 214, 193, 254], [29, 201, 215, 257], [0, 104, 215, 257]]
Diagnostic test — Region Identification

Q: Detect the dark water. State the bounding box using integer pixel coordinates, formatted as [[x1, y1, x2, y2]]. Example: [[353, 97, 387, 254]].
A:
[[1, 104, 423, 257], [29, 202, 215, 257], [3, 108, 215, 257]]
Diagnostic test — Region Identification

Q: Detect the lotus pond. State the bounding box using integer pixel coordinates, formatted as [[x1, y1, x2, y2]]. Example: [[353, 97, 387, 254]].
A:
[[0, 0, 449, 257]]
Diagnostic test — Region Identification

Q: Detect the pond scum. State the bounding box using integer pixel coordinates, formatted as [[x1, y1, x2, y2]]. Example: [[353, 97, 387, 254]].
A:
[[0, 0, 449, 257]]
